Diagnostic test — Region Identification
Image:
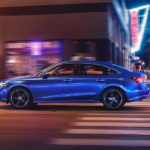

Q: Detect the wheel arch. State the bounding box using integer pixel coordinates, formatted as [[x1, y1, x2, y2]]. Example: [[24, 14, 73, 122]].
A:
[[7, 86, 33, 103], [100, 86, 128, 102]]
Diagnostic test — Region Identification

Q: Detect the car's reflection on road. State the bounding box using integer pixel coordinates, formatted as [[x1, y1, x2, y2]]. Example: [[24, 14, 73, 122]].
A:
[[0, 101, 148, 112]]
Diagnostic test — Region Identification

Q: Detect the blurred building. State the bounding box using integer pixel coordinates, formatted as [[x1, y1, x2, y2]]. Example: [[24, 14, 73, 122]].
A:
[[0, 0, 130, 79]]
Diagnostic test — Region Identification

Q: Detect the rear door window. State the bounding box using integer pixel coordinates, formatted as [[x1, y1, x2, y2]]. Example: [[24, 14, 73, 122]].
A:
[[79, 64, 118, 76]]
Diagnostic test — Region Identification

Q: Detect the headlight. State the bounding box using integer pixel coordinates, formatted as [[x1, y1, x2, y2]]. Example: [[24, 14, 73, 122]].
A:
[[0, 82, 9, 89]]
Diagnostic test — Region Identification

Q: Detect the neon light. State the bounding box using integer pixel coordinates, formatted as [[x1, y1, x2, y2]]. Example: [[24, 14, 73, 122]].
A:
[[130, 5, 150, 53], [131, 11, 138, 45], [31, 42, 42, 56], [130, 5, 149, 12]]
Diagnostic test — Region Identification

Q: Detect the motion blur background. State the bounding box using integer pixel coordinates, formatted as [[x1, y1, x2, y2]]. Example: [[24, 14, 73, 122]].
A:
[[0, 0, 149, 79]]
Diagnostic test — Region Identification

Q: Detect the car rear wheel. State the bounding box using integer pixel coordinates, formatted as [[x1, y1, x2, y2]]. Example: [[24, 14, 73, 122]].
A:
[[9, 87, 31, 109], [101, 88, 125, 110]]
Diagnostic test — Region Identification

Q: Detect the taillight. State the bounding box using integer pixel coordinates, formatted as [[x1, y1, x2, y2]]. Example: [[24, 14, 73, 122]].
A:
[[131, 77, 145, 84]]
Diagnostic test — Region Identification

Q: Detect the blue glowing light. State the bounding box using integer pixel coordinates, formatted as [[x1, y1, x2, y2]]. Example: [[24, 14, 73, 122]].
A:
[[31, 42, 42, 56]]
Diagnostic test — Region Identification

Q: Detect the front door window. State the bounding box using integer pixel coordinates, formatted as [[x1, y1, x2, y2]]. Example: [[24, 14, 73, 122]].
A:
[[48, 64, 75, 77]]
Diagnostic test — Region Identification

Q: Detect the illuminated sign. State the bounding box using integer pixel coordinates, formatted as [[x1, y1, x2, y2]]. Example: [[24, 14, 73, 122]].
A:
[[131, 11, 138, 43], [130, 5, 150, 53], [31, 42, 42, 56]]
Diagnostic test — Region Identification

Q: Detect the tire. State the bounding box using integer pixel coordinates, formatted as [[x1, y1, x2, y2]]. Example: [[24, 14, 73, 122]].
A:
[[101, 88, 126, 110], [8, 87, 32, 109]]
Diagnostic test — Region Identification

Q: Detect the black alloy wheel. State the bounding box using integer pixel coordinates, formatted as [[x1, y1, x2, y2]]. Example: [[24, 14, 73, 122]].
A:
[[101, 88, 126, 110], [9, 87, 31, 109]]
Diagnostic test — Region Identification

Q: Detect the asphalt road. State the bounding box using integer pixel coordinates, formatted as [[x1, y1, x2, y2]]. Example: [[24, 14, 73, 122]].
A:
[[0, 98, 150, 150]]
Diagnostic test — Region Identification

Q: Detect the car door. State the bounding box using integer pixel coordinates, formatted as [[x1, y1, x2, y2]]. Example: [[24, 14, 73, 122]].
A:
[[31, 63, 81, 102], [67, 63, 111, 101]]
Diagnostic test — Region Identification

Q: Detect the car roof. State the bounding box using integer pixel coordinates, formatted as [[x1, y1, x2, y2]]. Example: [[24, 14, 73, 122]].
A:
[[60, 60, 131, 73], [62, 60, 112, 65]]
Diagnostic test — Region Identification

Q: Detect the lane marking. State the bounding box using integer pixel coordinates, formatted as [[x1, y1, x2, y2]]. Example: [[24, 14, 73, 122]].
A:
[[72, 122, 150, 127], [64, 128, 150, 135], [126, 104, 150, 106], [82, 113, 150, 116], [78, 117, 150, 121], [50, 138, 150, 146]]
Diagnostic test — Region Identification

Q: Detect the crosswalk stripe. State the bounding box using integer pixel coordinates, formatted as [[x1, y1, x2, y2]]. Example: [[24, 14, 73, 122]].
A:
[[50, 138, 150, 146], [126, 103, 150, 105], [64, 129, 150, 135], [72, 122, 150, 127], [127, 101, 150, 103], [126, 104, 150, 106], [78, 117, 150, 121], [49, 99, 150, 147], [82, 113, 150, 116]]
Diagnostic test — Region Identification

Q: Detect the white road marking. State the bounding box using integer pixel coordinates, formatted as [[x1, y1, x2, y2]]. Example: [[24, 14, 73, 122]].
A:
[[72, 122, 150, 127], [50, 138, 150, 146], [48, 99, 150, 147], [82, 113, 150, 116], [126, 104, 150, 106], [64, 128, 150, 135], [78, 117, 150, 121]]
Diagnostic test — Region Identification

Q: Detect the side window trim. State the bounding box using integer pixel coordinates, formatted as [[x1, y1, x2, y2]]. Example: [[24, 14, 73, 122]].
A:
[[78, 63, 119, 76], [47, 64, 78, 77]]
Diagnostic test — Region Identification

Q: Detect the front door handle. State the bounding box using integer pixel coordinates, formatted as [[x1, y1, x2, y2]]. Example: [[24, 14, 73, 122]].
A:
[[63, 79, 72, 82], [96, 79, 105, 82]]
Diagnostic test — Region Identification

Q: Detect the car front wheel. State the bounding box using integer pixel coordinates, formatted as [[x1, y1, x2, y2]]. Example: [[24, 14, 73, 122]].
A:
[[101, 88, 126, 110], [9, 87, 32, 109]]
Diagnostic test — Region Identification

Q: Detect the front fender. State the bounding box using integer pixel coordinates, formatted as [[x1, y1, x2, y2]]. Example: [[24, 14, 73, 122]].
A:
[[0, 83, 30, 102]]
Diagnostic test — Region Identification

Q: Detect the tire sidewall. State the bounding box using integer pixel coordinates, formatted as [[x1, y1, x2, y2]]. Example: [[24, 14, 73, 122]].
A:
[[9, 87, 31, 109], [101, 88, 125, 110]]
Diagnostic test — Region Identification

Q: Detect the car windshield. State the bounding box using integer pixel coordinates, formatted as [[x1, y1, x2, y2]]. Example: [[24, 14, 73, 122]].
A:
[[33, 66, 51, 77]]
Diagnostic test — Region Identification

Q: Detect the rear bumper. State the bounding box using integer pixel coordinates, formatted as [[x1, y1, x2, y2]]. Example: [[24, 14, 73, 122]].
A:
[[128, 94, 149, 102], [127, 86, 149, 102]]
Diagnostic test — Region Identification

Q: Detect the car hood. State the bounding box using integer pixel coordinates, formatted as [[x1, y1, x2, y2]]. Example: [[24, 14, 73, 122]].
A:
[[1, 76, 33, 83]]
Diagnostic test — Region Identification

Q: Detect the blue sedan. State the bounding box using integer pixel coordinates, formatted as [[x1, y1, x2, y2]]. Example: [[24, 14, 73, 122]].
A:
[[0, 61, 149, 110]]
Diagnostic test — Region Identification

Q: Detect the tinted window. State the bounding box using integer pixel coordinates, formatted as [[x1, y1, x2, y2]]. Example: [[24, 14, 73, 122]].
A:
[[107, 68, 118, 75], [79, 64, 117, 76], [48, 64, 75, 77]]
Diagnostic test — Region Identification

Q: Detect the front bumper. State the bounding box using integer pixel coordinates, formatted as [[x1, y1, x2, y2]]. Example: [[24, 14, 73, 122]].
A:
[[0, 88, 9, 102]]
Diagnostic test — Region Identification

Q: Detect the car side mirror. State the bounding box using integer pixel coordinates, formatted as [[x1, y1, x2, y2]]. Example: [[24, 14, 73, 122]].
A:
[[42, 73, 49, 79]]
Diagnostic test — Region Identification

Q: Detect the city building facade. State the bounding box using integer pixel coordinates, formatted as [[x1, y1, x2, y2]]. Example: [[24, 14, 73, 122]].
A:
[[0, 0, 130, 79]]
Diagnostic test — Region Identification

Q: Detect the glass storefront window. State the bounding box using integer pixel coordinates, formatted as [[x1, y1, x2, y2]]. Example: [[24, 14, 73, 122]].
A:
[[5, 41, 64, 78]]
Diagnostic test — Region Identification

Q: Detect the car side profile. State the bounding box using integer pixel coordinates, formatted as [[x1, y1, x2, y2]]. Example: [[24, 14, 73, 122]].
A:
[[0, 60, 149, 110]]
